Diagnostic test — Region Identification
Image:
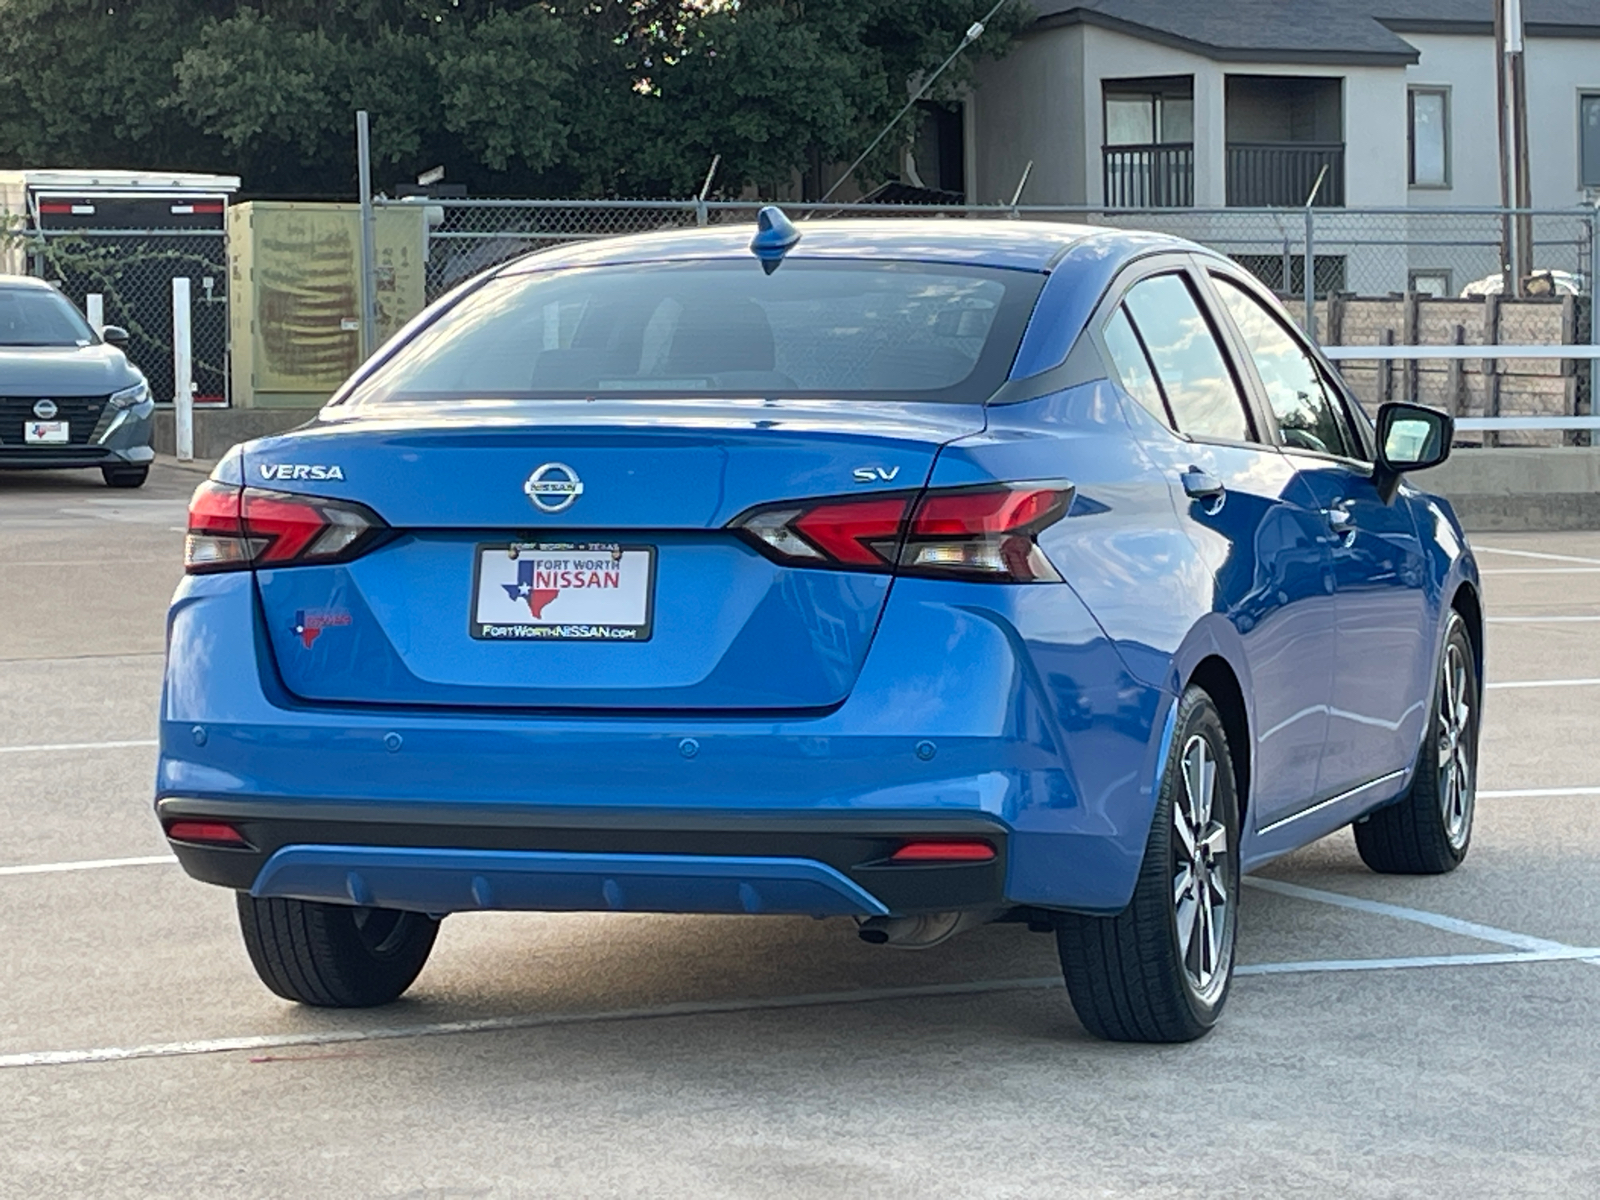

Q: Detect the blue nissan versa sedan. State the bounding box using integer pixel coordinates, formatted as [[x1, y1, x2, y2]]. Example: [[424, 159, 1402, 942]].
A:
[[158, 211, 1481, 1042]]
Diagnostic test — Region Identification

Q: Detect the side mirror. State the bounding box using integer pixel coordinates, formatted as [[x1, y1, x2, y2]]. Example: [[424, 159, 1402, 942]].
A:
[[1373, 401, 1453, 503], [101, 325, 130, 350]]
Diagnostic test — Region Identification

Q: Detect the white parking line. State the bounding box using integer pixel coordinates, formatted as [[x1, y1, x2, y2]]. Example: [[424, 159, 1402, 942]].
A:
[[1479, 568, 1600, 575], [1486, 615, 1600, 624], [1479, 786, 1600, 799], [0, 651, 165, 663], [0, 558, 174, 568], [10, 941, 1600, 1070], [1485, 678, 1600, 690], [0, 739, 157, 755], [1473, 546, 1600, 566], [1244, 877, 1572, 952], [0, 855, 175, 878], [1236, 947, 1600, 974]]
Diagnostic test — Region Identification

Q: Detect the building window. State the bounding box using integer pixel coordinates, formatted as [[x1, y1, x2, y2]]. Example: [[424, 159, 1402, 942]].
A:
[[1103, 77, 1195, 208], [1409, 270, 1452, 297], [1105, 88, 1194, 147], [1409, 88, 1449, 188], [1583, 94, 1600, 188]]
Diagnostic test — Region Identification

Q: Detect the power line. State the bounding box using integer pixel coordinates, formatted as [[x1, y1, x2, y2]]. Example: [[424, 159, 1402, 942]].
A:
[[818, 0, 1012, 205]]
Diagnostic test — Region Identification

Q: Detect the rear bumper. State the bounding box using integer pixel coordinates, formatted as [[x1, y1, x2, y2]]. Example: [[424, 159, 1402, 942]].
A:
[[160, 571, 1175, 914], [157, 798, 1008, 916]]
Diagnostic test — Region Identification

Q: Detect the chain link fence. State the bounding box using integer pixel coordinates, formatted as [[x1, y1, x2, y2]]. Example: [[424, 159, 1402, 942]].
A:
[[26, 229, 229, 407], [384, 199, 1598, 305], [383, 197, 1597, 445], [9, 198, 1593, 437]]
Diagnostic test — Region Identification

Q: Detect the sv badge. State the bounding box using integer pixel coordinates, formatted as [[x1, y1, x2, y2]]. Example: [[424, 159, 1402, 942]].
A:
[[852, 466, 900, 483]]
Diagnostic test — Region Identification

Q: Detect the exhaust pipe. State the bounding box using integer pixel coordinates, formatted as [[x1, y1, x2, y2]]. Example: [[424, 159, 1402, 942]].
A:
[[856, 909, 996, 950]]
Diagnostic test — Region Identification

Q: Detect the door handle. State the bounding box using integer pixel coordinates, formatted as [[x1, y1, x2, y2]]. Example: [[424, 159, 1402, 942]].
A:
[[1324, 505, 1356, 536], [1181, 467, 1225, 501]]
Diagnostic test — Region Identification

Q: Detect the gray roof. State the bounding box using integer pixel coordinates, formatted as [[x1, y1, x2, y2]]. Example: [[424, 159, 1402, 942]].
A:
[[1027, 0, 1600, 65]]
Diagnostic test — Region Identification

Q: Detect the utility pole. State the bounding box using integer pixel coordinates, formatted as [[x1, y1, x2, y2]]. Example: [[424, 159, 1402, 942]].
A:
[[356, 110, 379, 359], [1507, 0, 1533, 295], [1494, 0, 1514, 295]]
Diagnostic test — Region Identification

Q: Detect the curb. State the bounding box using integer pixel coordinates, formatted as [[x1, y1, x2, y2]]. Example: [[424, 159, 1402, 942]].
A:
[[156, 455, 218, 477]]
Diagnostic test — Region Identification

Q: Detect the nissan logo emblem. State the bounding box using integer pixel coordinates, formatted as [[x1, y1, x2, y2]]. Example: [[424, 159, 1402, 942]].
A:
[[32, 399, 58, 419], [523, 462, 583, 513]]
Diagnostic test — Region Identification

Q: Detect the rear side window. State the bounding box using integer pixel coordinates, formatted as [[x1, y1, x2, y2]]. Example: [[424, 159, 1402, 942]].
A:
[[1211, 275, 1355, 459], [1102, 308, 1172, 426], [1119, 274, 1253, 442], [342, 260, 1045, 407]]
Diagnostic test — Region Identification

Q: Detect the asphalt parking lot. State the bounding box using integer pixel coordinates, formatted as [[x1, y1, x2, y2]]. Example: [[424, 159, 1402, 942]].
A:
[[3, 462, 1599, 1198]]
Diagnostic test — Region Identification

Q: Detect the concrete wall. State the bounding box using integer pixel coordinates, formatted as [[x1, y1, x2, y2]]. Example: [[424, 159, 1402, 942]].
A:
[[151, 408, 312, 462], [1421, 447, 1600, 531]]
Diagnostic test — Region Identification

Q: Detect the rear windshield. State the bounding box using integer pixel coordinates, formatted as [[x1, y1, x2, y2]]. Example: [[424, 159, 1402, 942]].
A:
[[341, 259, 1044, 407], [0, 286, 94, 347]]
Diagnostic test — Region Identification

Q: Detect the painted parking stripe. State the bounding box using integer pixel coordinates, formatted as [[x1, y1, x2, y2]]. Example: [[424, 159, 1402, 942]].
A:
[[1485, 678, 1600, 690], [1245, 877, 1572, 953], [1486, 615, 1600, 624], [0, 558, 175, 568], [0, 650, 165, 663], [0, 739, 157, 755], [0, 855, 175, 878], [1236, 947, 1600, 975], [1478, 786, 1600, 799], [1479, 568, 1600, 575], [10, 946, 1600, 1070], [0, 978, 1065, 1069], [1474, 545, 1600, 566]]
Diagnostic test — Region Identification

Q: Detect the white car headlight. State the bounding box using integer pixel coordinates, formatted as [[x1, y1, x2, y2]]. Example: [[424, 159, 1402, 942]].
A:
[[109, 381, 150, 410]]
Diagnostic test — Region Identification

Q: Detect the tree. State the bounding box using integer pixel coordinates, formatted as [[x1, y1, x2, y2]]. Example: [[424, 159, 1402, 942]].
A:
[[0, 0, 1021, 199]]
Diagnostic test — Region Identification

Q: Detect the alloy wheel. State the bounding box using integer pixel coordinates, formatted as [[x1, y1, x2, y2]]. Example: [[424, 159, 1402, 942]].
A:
[[1437, 639, 1475, 849], [1172, 733, 1233, 1003]]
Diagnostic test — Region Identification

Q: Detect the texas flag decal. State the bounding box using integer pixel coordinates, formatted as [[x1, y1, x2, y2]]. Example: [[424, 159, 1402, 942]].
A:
[[501, 556, 622, 619]]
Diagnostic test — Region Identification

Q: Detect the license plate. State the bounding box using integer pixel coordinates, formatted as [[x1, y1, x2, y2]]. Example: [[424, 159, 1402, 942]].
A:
[[471, 542, 655, 641], [24, 421, 68, 444]]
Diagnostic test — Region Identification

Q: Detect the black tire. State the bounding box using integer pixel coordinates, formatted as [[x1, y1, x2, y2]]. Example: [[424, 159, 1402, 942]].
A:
[[236, 894, 439, 1007], [1055, 686, 1241, 1043], [1354, 610, 1478, 875], [101, 465, 148, 489]]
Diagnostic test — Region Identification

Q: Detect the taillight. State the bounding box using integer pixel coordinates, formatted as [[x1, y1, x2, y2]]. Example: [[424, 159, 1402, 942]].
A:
[[730, 482, 1072, 583], [185, 481, 387, 574], [900, 485, 1070, 582]]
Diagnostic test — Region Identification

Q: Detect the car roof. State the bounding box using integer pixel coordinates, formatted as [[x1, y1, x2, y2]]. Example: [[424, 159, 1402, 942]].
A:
[[0, 274, 57, 291], [494, 218, 1181, 276]]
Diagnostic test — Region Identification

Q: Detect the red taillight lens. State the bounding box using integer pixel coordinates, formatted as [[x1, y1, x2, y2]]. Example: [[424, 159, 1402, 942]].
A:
[[185, 483, 386, 574], [165, 820, 250, 847], [791, 496, 909, 566], [889, 841, 996, 863], [731, 481, 1071, 583]]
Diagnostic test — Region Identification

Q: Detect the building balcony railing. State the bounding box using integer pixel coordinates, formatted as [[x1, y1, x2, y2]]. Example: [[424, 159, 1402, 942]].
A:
[[1226, 142, 1345, 207], [1102, 143, 1194, 208]]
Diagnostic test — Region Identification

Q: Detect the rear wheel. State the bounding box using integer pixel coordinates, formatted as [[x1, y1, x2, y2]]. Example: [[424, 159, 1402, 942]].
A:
[[236, 894, 439, 1007], [1055, 686, 1240, 1043], [1354, 610, 1477, 875], [101, 465, 148, 489]]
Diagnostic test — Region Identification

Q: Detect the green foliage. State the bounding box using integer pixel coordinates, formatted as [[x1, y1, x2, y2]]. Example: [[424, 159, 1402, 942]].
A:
[[0, 0, 1021, 198]]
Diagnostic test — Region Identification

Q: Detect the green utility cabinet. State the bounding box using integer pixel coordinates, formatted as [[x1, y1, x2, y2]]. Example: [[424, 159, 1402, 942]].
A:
[[229, 201, 427, 408]]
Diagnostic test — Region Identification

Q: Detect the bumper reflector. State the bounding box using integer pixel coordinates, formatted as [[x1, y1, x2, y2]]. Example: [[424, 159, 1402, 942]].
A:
[[889, 841, 996, 863], [166, 820, 250, 847]]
